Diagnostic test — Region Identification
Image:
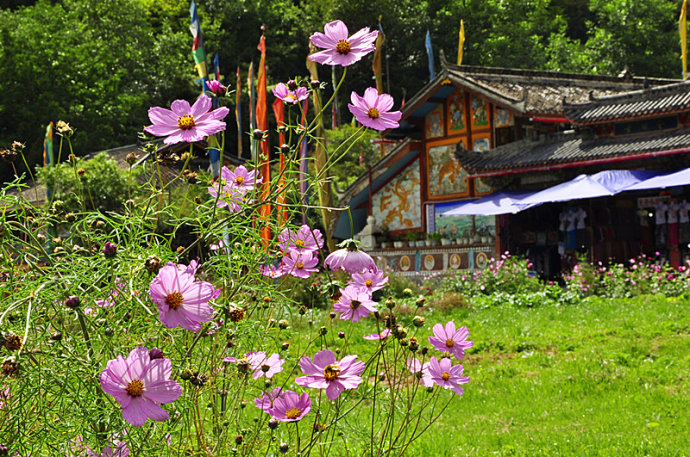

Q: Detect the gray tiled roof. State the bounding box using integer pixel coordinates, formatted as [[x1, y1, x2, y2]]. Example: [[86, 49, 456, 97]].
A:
[[565, 81, 690, 124], [456, 128, 690, 174]]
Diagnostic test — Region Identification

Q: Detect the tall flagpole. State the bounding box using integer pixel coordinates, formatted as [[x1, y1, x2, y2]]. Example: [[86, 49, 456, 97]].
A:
[[681, 0, 688, 80]]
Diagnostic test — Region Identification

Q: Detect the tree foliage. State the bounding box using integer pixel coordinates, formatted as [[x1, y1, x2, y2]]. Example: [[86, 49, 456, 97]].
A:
[[0, 0, 686, 185]]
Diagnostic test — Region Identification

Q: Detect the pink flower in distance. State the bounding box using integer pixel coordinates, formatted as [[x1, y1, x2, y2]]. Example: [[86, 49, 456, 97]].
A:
[[278, 225, 324, 254], [260, 263, 285, 279], [144, 95, 229, 145], [324, 240, 376, 274], [281, 250, 319, 279], [95, 278, 127, 308], [348, 88, 401, 131], [427, 356, 470, 396], [295, 349, 365, 400], [206, 80, 227, 96], [406, 358, 434, 388], [269, 390, 312, 422], [254, 353, 285, 380], [71, 433, 130, 457], [309, 20, 378, 67], [149, 262, 219, 332], [99, 346, 182, 427], [363, 328, 391, 341], [350, 267, 388, 294], [428, 321, 473, 360], [333, 285, 377, 322], [221, 165, 261, 196], [254, 387, 285, 412], [0, 385, 9, 409], [207, 180, 243, 211], [273, 83, 309, 104]]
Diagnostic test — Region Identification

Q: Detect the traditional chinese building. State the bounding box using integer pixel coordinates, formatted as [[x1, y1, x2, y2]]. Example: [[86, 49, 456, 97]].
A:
[[336, 58, 690, 276]]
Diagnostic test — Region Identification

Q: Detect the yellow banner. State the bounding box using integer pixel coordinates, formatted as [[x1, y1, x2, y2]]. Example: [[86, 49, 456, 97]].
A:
[[457, 19, 465, 66]]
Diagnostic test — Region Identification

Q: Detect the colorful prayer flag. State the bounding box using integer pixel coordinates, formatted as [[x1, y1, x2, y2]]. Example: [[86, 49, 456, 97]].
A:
[[247, 61, 256, 161], [236, 65, 243, 158], [256, 34, 271, 245], [372, 21, 385, 94], [457, 19, 465, 66], [43, 122, 54, 199], [189, 0, 209, 92], [425, 30, 435, 80], [681, 0, 688, 80]]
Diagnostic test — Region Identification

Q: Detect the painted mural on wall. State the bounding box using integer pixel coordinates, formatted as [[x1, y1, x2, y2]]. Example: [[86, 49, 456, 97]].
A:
[[471, 95, 489, 128], [425, 104, 444, 139], [447, 90, 466, 134], [372, 159, 421, 231], [474, 177, 493, 195], [427, 143, 469, 197], [494, 107, 514, 128]]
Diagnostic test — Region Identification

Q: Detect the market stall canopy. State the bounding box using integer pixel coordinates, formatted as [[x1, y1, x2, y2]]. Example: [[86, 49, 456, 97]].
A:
[[439, 191, 543, 217], [622, 167, 690, 191], [518, 170, 662, 205]]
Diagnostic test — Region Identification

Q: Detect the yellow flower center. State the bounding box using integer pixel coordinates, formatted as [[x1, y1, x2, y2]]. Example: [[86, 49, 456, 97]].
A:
[[235, 176, 245, 185], [177, 115, 196, 130], [335, 39, 351, 55], [441, 372, 451, 381], [285, 407, 302, 419], [127, 379, 144, 397], [295, 240, 305, 248], [364, 279, 373, 287], [350, 300, 361, 310], [286, 93, 298, 101], [323, 364, 341, 381], [166, 291, 184, 310], [367, 108, 380, 119], [445, 339, 455, 348]]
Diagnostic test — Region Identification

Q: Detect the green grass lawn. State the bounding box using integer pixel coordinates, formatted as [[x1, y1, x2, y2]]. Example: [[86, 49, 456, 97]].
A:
[[394, 294, 690, 456]]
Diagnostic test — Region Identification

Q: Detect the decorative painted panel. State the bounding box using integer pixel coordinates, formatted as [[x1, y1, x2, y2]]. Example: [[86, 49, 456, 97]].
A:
[[474, 177, 493, 195], [470, 95, 489, 129], [494, 107, 514, 128], [447, 90, 466, 134], [425, 104, 445, 139], [372, 158, 421, 231], [472, 133, 491, 152], [427, 141, 469, 198]]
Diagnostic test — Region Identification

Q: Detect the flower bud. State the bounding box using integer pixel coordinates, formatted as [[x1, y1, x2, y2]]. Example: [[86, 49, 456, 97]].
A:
[[329, 311, 336, 319], [399, 338, 409, 347], [1, 357, 19, 377], [318, 326, 328, 336], [11, 141, 25, 153], [415, 296, 426, 307], [145, 255, 162, 273], [310, 80, 321, 89], [408, 337, 419, 352], [102, 241, 117, 258], [287, 79, 298, 91], [402, 288, 413, 298], [50, 331, 63, 341], [235, 435, 243, 445], [279, 443, 289, 453], [420, 346, 429, 355], [149, 347, 164, 360], [252, 129, 266, 141], [278, 319, 289, 330], [179, 369, 193, 380], [77, 168, 86, 176], [280, 144, 290, 154], [268, 418, 279, 429], [194, 196, 202, 204], [65, 295, 80, 309], [1, 332, 21, 352], [0, 444, 8, 455], [125, 152, 138, 165], [338, 331, 345, 339], [412, 316, 426, 327], [385, 297, 395, 309], [0, 149, 17, 163]]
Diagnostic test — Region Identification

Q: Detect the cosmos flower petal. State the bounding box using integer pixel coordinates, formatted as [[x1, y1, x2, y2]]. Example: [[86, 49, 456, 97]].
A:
[[313, 349, 337, 368], [309, 31, 335, 49], [323, 20, 348, 41], [125, 346, 150, 381], [190, 95, 212, 118], [142, 359, 172, 386], [170, 99, 191, 117], [144, 380, 182, 404], [122, 398, 149, 427], [147, 107, 178, 126], [325, 382, 346, 401]]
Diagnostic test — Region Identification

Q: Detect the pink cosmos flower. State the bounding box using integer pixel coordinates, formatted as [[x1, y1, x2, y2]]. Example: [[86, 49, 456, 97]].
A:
[[324, 239, 376, 274], [309, 20, 378, 67], [254, 387, 285, 412], [144, 95, 229, 145], [71, 433, 129, 457], [268, 390, 311, 423], [350, 267, 388, 294], [348, 88, 401, 131], [99, 346, 182, 427], [206, 80, 227, 96], [427, 356, 470, 396], [148, 262, 219, 332], [428, 321, 473, 360], [295, 349, 365, 400], [281, 250, 319, 279], [224, 351, 283, 379], [406, 358, 434, 388], [278, 225, 324, 255], [273, 83, 309, 104], [333, 285, 377, 322], [220, 165, 262, 196], [363, 328, 391, 340], [260, 263, 285, 279], [0, 385, 9, 409], [207, 181, 243, 211]]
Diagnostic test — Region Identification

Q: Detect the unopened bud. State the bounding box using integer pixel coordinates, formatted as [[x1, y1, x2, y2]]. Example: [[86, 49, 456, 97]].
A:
[[65, 295, 80, 309], [412, 316, 426, 327], [287, 79, 298, 91], [318, 326, 328, 336], [102, 241, 117, 258]]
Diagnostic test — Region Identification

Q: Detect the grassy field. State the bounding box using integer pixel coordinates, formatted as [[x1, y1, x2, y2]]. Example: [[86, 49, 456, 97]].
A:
[[389, 294, 690, 456]]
